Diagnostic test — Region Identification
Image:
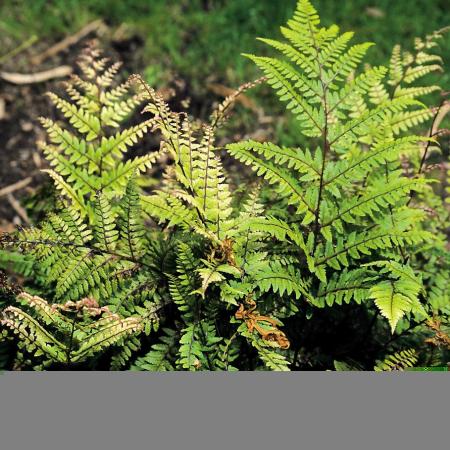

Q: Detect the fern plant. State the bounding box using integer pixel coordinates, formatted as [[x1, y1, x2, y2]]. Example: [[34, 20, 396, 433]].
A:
[[1, 45, 166, 313], [1, 2, 448, 371], [0, 45, 166, 369], [128, 74, 294, 371], [1, 45, 292, 371], [227, 0, 448, 338]]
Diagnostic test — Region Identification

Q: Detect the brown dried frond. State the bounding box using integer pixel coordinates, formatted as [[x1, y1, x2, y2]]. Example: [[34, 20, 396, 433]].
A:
[[425, 318, 450, 349], [235, 296, 290, 349]]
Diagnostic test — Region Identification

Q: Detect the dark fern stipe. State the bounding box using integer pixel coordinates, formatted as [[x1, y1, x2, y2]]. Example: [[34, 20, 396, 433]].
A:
[[1, 1, 449, 371]]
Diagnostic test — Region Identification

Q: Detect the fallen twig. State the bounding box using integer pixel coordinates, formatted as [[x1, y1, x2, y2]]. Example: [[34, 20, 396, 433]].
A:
[[0, 66, 72, 84], [0, 97, 5, 120], [432, 100, 450, 135], [7, 193, 30, 225], [0, 177, 33, 198], [30, 19, 106, 65], [418, 100, 450, 175]]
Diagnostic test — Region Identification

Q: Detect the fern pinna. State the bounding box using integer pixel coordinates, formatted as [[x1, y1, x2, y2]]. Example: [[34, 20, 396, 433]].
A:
[[1, 2, 449, 371]]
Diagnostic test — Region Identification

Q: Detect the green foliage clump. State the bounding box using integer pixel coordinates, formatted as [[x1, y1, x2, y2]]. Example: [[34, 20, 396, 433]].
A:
[[228, 0, 449, 335], [1, 43, 292, 371], [1, 1, 449, 371]]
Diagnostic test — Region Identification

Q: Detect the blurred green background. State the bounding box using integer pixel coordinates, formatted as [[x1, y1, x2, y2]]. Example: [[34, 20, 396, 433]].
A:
[[1, 0, 449, 81], [1, 0, 449, 145]]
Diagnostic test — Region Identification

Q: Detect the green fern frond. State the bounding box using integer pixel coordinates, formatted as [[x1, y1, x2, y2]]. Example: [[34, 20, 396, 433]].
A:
[[374, 349, 418, 371], [131, 328, 177, 371], [368, 261, 427, 333], [315, 269, 372, 307], [253, 261, 309, 300]]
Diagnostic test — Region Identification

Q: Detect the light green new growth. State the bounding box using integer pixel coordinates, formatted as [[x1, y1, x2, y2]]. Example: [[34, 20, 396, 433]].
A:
[[227, 0, 447, 332]]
